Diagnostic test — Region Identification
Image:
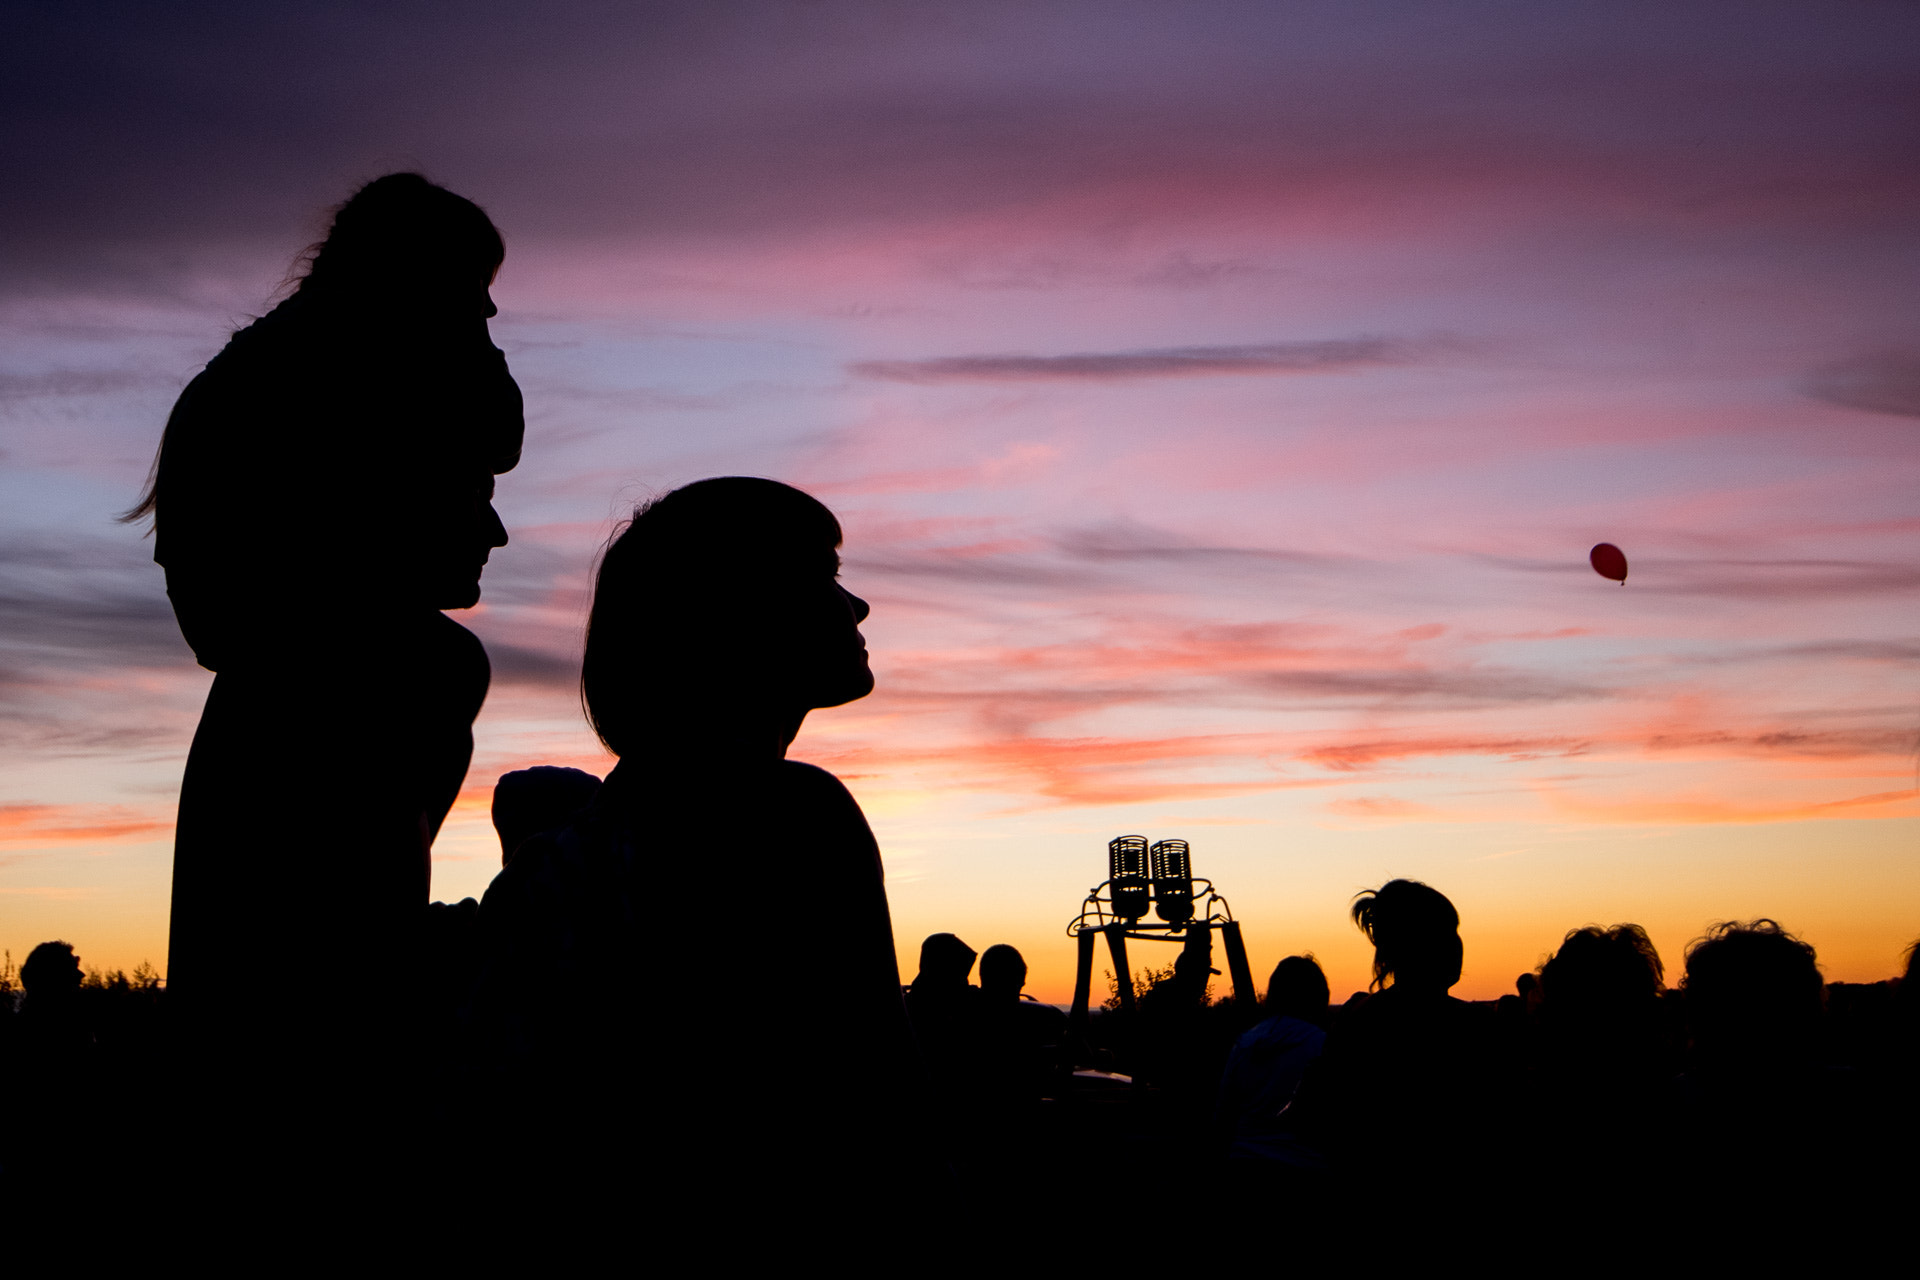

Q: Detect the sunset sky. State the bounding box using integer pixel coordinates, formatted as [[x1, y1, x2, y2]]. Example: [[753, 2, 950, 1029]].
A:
[[2, 1, 1916, 1000]]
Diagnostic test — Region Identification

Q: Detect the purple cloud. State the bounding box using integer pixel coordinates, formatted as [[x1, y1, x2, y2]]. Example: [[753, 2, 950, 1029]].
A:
[[1805, 352, 1920, 419], [850, 337, 1408, 384]]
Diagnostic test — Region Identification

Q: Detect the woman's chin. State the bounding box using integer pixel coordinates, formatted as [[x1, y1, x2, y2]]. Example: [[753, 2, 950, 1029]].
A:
[[815, 671, 876, 708]]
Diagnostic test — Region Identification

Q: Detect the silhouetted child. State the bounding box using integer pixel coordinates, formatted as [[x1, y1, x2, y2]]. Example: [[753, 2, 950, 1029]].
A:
[[416, 766, 602, 1055], [1215, 954, 1329, 1167], [470, 477, 924, 1236], [491, 766, 602, 865]]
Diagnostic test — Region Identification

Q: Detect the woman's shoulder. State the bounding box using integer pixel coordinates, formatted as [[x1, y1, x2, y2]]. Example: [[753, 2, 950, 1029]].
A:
[[771, 761, 884, 869], [773, 761, 874, 824]]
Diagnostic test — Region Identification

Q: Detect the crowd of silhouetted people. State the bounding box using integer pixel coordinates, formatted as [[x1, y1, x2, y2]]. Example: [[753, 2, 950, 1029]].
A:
[[15, 172, 1908, 1246], [893, 893, 1920, 1230], [8, 881, 1918, 1237]]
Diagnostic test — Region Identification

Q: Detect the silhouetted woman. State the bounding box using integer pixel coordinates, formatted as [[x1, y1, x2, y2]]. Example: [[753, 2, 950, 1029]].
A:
[[129, 175, 520, 1140], [471, 477, 924, 1229], [1288, 879, 1508, 1215]]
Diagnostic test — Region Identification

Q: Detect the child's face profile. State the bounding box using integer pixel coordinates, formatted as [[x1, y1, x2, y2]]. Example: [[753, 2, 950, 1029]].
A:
[[620, 485, 875, 725], [769, 549, 872, 712]]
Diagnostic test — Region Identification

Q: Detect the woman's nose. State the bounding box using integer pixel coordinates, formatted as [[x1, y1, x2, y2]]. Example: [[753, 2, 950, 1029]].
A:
[[841, 585, 870, 623]]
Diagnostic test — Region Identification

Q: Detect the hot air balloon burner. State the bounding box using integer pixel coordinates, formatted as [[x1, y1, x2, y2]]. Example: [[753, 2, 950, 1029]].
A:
[[1065, 834, 1256, 1029], [1108, 835, 1151, 921], [1150, 838, 1194, 923]]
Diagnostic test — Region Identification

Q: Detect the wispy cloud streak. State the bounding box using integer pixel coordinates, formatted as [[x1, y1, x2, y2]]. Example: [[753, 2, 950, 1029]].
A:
[[850, 337, 1410, 384], [1804, 352, 1920, 419]]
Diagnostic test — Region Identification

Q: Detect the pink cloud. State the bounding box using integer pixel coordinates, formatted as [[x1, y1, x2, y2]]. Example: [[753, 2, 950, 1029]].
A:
[[0, 803, 169, 847], [1540, 786, 1919, 826]]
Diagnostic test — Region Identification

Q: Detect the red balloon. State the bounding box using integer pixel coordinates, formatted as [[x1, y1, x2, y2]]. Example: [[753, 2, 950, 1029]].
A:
[[1590, 542, 1628, 583]]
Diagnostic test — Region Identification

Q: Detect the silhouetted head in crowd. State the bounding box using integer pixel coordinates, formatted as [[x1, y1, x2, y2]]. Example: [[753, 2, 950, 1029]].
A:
[[21, 941, 83, 1004], [1899, 936, 1920, 1022], [1540, 924, 1664, 1019], [1682, 919, 1823, 1072], [1166, 947, 1216, 1002], [914, 933, 978, 991], [1351, 879, 1462, 994], [492, 766, 603, 865], [979, 944, 1028, 1000], [582, 477, 872, 762], [1264, 954, 1331, 1023]]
